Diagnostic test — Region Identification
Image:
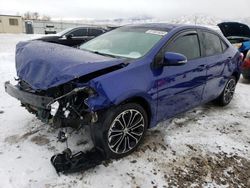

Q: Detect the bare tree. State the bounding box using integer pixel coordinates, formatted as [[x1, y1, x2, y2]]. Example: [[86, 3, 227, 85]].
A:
[[33, 12, 39, 20], [23, 11, 32, 20], [23, 11, 51, 21], [41, 15, 51, 21]]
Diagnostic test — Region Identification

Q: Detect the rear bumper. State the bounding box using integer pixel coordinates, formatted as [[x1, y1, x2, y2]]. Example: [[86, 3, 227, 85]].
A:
[[4, 81, 53, 109]]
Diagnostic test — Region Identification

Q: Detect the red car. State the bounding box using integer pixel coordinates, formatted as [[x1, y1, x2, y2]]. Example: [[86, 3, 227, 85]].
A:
[[242, 50, 250, 80]]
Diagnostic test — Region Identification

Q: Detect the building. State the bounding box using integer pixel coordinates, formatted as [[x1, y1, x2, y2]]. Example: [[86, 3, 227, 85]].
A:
[[29, 20, 85, 34], [0, 14, 110, 34], [0, 15, 23, 33]]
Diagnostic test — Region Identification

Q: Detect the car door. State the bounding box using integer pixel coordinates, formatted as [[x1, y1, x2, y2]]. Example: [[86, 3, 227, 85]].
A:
[[155, 30, 207, 121], [59, 28, 88, 46], [69, 28, 89, 46], [198, 30, 230, 102]]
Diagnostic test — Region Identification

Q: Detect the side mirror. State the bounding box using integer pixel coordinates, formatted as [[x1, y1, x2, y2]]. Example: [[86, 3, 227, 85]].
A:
[[66, 34, 73, 39], [163, 52, 187, 66]]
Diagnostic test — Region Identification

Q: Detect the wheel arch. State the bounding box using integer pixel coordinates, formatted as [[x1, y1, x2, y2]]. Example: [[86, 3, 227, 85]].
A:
[[232, 71, 240, 82], [116, 96, 154, 129], [124, 96, 151, 120]]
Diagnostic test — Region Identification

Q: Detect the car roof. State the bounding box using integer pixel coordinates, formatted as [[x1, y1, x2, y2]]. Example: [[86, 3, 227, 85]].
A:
[[123, 23, 182, 32], [123, 23, 214, 32], [70, 26, 106, 30]]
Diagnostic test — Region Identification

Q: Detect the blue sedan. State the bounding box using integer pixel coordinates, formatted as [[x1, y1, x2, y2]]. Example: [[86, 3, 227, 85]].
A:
[[5, 23, 242, 158]]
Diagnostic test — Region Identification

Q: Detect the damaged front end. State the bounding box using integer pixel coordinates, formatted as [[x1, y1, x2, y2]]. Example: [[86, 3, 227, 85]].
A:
[[5, 78, 110, 173], [4, 40, 129, 173], [5, 79, 103, 129]]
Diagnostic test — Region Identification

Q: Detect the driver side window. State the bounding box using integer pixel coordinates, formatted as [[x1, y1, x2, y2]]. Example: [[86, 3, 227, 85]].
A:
[[69, 29, 87, 37], [154, 32, 201, 66], [166, 33, 201, 60]]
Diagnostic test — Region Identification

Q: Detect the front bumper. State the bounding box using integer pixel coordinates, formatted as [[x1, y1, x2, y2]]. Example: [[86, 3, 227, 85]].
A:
[[4, 81, 53, 109]]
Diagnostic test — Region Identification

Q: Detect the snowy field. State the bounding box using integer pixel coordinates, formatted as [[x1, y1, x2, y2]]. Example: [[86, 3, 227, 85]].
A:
[[0, 34, 249, 188]]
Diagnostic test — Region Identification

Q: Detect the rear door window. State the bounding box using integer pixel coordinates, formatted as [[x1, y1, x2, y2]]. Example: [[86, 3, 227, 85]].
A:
[[201, 31, 223, 56], [166, 33, 201, 60]]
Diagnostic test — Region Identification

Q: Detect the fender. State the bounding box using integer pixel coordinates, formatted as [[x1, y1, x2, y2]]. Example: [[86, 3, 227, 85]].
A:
[[85, 73, 158, 127]]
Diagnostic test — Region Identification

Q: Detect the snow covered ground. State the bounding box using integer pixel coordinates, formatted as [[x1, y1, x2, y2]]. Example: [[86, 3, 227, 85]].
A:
[[0, 34, 249, 188]]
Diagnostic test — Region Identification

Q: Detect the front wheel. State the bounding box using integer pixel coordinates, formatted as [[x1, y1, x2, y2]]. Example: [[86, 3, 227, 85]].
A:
[[90, 103, 148, 159], [214, 76, 236, 106]]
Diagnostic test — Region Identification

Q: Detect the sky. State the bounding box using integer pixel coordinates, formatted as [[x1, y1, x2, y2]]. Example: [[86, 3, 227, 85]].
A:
[[0, 0, 249, 20]]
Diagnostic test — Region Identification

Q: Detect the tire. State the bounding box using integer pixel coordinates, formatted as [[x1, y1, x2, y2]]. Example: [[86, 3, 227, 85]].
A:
[[214, 76, 236, 106], [90, 103, 148, 159]]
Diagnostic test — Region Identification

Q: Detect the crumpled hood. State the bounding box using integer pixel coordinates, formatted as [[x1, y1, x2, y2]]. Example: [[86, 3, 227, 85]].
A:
[[16, 41, 125, 90]]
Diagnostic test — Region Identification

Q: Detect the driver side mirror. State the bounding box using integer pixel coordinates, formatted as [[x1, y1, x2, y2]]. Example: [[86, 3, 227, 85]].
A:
[[163, 52, 187, 66]]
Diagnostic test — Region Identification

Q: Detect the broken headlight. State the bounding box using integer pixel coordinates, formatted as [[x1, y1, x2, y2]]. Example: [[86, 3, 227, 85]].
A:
[[50, 101, 60, 116], [49, 86, 96, 118]]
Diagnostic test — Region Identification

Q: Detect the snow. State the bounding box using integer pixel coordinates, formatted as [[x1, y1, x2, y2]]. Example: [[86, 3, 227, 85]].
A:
[[0, 34, 250, 188]]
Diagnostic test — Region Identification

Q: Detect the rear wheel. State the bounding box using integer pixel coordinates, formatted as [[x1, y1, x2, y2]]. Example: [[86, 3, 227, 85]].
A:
[[90, 103, 148, 159], [214, 76, 236, 106]]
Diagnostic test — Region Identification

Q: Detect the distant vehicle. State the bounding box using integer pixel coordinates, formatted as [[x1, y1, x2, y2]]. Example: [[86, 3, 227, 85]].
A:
[[44, 24, 56, 34], [218, 22, 250, 57], [242, 49, 250, 80], [37, 26, 108, 47], [218, 22, 250, 44], [5, 24, 242, 160]]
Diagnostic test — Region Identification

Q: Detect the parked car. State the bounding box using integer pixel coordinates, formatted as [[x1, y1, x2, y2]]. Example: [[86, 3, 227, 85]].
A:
[[218, 22, 250, 56], [242, 50, 250, 80], [44, 24, 56, 34], [37, 26, 108, 47], [5, 23, 242, 159], [218, 22, 250, 44]]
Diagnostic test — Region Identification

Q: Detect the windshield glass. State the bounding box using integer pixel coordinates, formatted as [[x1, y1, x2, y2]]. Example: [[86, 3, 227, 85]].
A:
[[80, 27, 167, 59]]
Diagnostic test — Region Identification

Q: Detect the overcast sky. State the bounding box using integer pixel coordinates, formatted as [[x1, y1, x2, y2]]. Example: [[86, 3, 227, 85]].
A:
[[0, 0, 249, 20]]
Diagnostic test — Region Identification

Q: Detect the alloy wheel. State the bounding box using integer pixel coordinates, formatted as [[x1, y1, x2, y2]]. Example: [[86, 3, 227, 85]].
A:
[[107, 109, 145, 154], [223, 79, 236, 104]]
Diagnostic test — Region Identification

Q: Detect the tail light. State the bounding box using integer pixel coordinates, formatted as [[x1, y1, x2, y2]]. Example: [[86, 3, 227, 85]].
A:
[[242, 52, 250, 69]]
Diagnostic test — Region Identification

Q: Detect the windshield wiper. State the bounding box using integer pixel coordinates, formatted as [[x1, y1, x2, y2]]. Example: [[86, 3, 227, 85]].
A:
[[92, 51, 118, 58]]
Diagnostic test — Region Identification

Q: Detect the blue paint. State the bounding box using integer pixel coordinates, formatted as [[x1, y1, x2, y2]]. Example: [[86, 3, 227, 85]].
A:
[[15, 24, 241, 128], [239, 41, 250, 52], [16, 41, 125, 90]]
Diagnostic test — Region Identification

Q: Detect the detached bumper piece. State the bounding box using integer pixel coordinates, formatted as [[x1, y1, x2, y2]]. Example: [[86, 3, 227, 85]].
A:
[[4, 81, 53, 109], [51, 148, 105, 174]]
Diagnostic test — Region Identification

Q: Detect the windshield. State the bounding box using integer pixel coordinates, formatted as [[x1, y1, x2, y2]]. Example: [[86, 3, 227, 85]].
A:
[[80, 27, 166, 59]]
